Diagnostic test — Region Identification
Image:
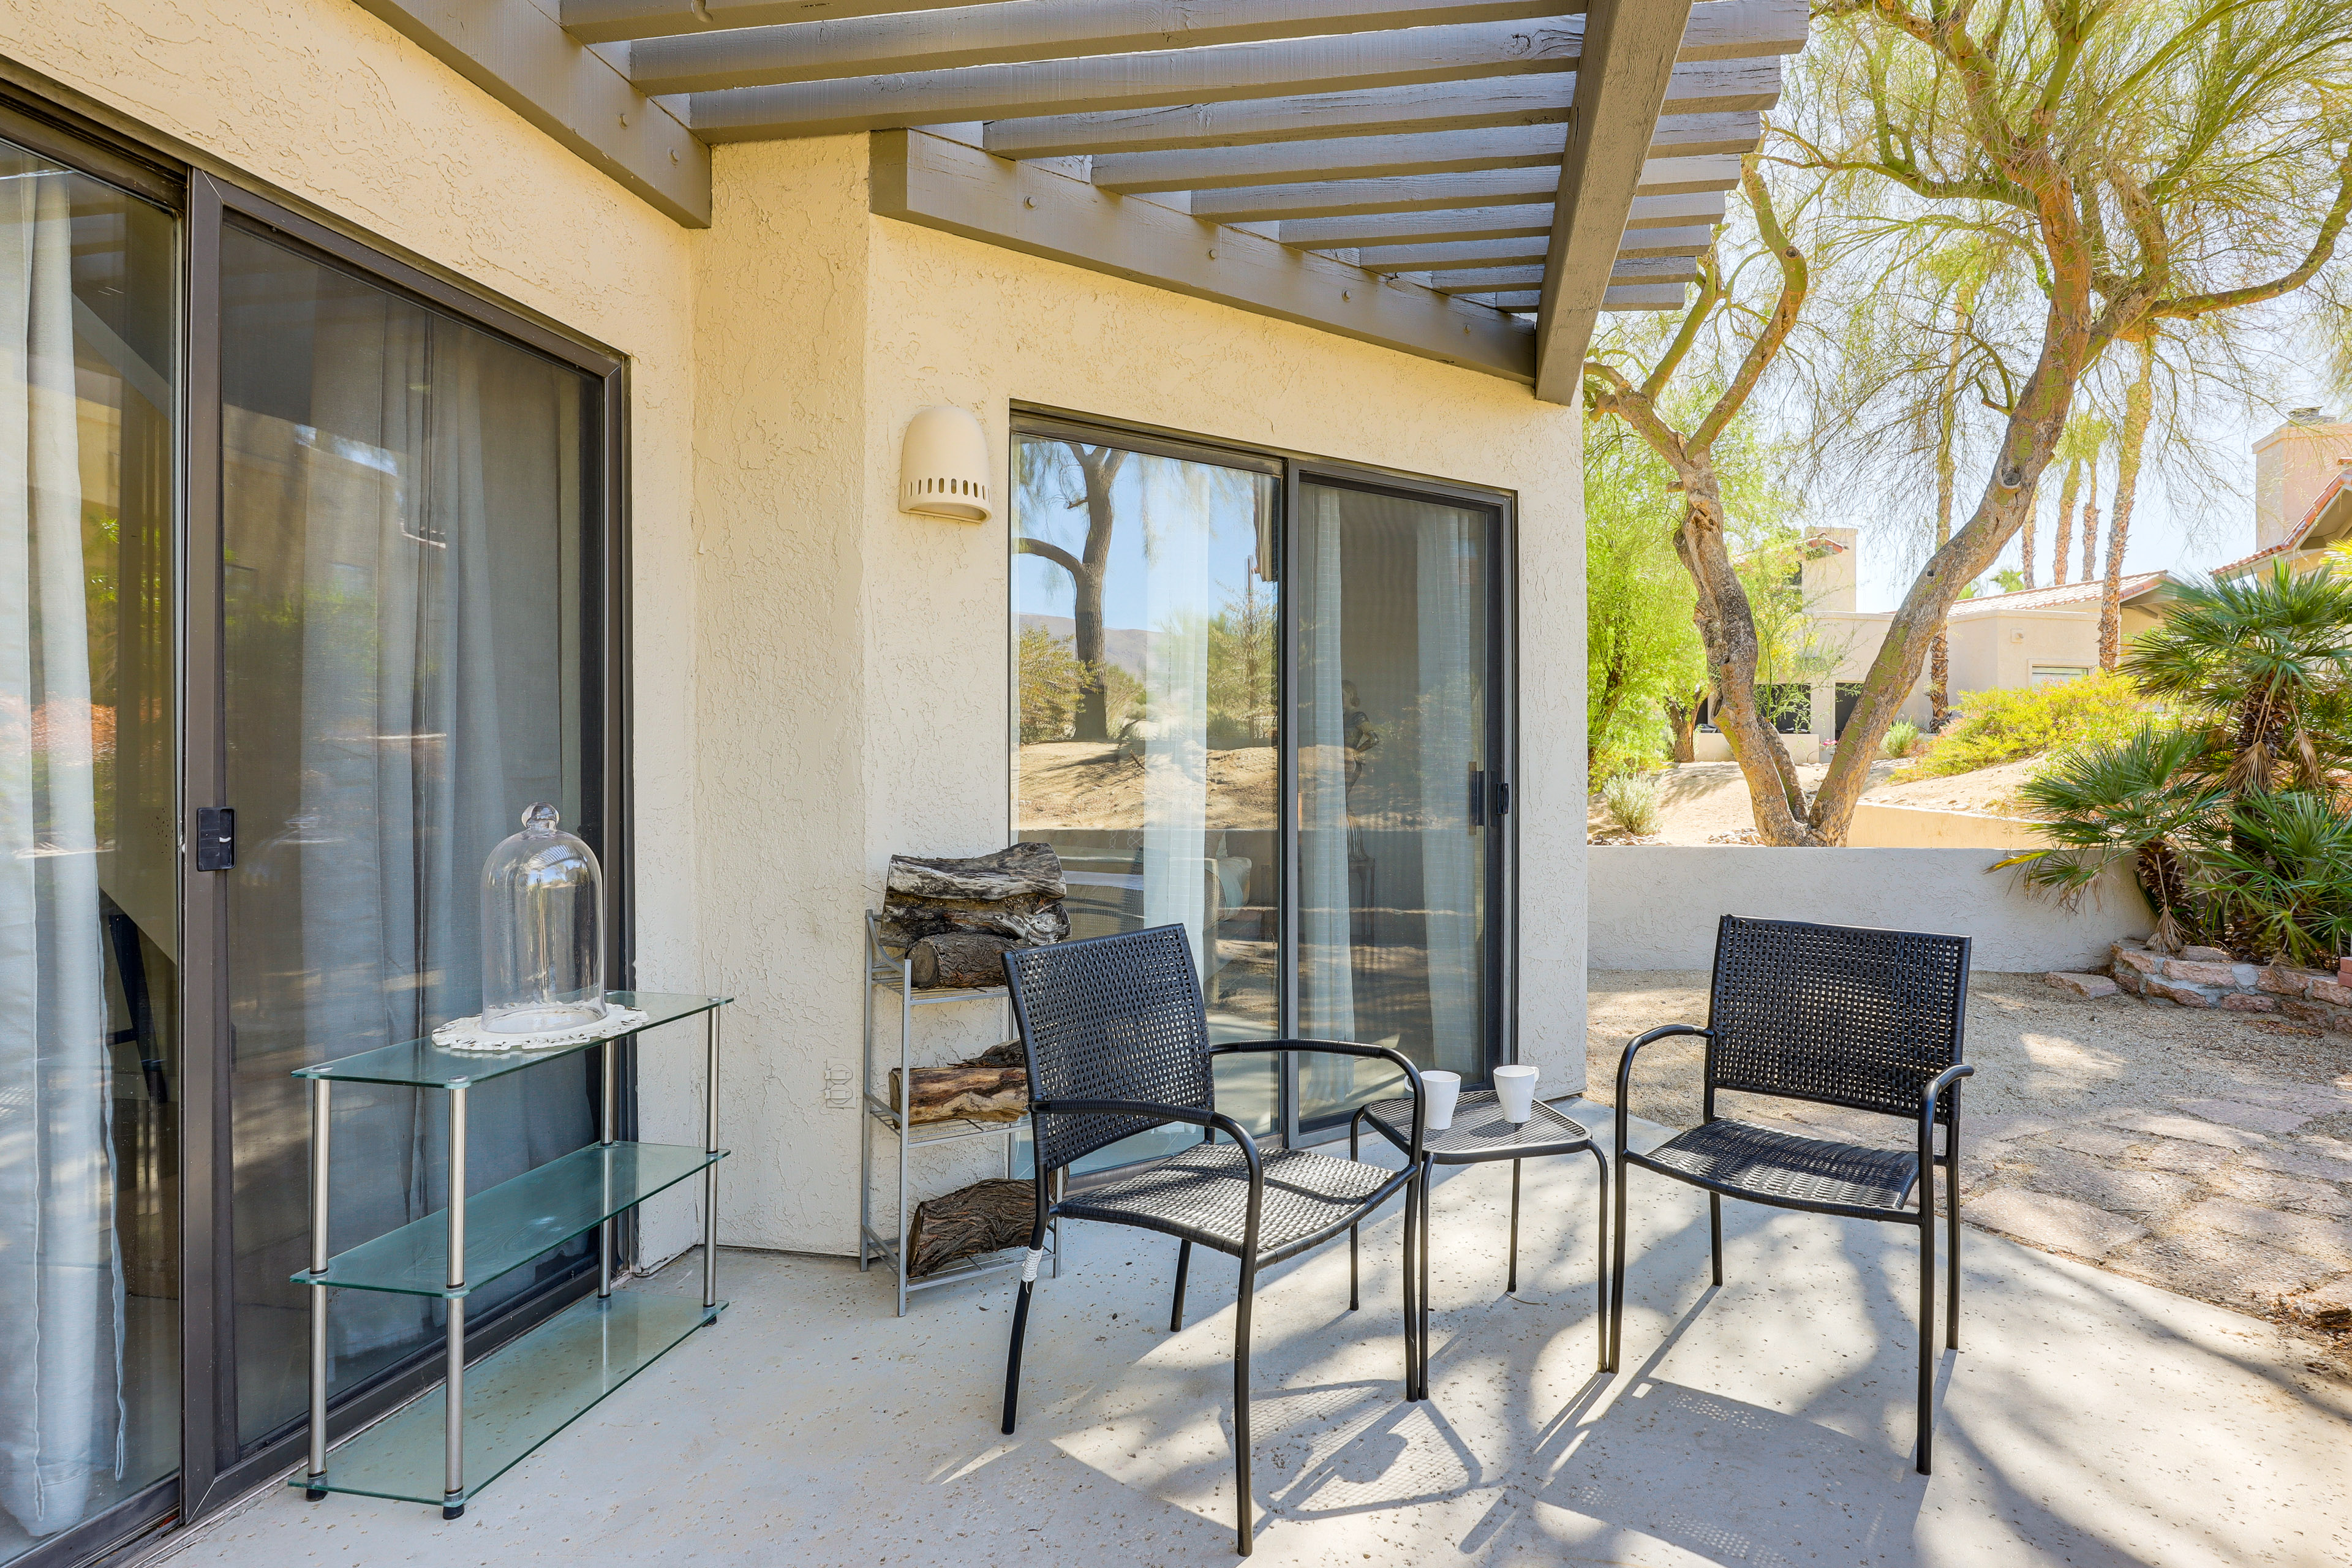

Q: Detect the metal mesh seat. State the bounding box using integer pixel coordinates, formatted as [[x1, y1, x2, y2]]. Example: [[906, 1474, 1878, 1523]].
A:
[[1632, 1118, 1920, 1216], [1060, 1142, 1396, 1264], [1611, 915, 1975, 1476], [995, 924, 1427, 1556]]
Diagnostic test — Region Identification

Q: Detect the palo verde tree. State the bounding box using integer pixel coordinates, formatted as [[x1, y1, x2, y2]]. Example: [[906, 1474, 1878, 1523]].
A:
[[1595, 0, 2352, 843], [1014, 441, 1128, 742]]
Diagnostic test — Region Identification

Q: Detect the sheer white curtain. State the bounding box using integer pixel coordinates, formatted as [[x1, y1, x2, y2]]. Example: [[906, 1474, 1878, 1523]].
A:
[[1138, 456, 1212, 971], [1298, 487, 1357, 1052], [0, 165, 120, 1540], [1415, 508, 1482, 1068]]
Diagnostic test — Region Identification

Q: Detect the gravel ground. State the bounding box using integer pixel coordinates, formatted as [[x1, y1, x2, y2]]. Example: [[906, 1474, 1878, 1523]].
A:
[[1588, 969, 2352, 1370]]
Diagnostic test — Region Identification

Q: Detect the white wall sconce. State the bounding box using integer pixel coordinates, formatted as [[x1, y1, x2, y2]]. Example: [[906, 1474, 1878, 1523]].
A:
[[899, 405, 994, 523]]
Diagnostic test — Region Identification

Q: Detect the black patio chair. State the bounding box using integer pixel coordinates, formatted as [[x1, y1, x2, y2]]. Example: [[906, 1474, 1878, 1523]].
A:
[[998, 925, 1427, 1556], [1610, 915, 1976, 1473]]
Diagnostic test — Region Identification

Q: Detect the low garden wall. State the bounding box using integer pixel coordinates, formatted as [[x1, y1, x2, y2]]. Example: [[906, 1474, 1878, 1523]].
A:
[[1588, 845, 2152, 971], [1847, 801, 2051, 851]]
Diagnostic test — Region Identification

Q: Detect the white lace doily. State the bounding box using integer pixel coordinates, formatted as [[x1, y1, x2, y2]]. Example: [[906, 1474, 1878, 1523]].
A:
[[433, 1005, 650, 1053]]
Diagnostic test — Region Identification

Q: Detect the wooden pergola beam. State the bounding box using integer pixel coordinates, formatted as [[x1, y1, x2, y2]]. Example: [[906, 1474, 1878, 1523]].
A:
[[1186, 154, 1737, 224], [1357, 222, 1713, 273], [563, 0, 1026, 47], [688, 12, 1792, 141], [1278, 190, 1724, 248], [1532, 0, 1715, 401], [1433, 255, 1697, 293], [1087, 113, 1757, 195], [631, 0, 1584, 95], [1470, 284, 1687, 310], [870, 129, 1537, 382], [979, 58, 1780, 160]]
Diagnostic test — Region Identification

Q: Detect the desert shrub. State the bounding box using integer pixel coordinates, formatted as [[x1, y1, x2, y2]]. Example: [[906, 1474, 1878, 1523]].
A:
[[1600, 772, 1663, 837], [1907, 670, 2157, 777], [1882, 718, 1923, 759]]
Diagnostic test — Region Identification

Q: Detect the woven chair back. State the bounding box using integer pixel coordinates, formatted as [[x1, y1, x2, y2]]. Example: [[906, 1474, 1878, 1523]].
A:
[[1706, 915, 1971, 1125], [1004, 924, 1215, 1174]]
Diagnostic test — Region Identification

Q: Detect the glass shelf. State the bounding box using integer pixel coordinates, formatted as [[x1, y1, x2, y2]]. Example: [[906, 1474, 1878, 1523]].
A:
[[298, 1142, 723, 1298], [293, 991, 728, 1088], [293, 1289, 719, 1507]]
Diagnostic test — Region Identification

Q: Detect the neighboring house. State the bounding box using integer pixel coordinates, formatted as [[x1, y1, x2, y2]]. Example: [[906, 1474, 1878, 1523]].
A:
[[1696, 526, 2172, 761], [2214, 408, 2352, 581]]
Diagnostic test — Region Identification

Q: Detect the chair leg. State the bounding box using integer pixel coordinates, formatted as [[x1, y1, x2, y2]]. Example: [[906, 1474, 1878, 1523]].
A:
[[1349, 1115, 1362, 1312], [1945, 1155, 1962, 1350], [1917, 1212, 1936, 1476], [1507, 1159, 1522, 1295], [1234, 1252, 1259, 1555], [1608, 1153, 1630, 1374], [1001, 1232, 1046, 1435], [1586, 1144, 1613, 1371], [1418, 1156, 1433, 1399], [1401, 1167, 1421, 1400], [1708, 1193, 1724, 1286], [1171, 1239, 1192, 1333]]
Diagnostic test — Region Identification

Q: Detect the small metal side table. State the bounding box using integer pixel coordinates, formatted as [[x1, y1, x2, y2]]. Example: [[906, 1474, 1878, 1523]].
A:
[[1353, 1091, 1612, 1396]]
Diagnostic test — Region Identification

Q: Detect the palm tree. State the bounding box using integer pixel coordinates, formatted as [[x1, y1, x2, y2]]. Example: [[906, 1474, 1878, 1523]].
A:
[[1997, 727, 2218, 951], [2125, 562, 2352, 796]]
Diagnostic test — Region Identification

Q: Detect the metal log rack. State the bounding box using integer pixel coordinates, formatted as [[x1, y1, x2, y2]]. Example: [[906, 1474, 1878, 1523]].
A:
[[859, 911, 1058, 1315]]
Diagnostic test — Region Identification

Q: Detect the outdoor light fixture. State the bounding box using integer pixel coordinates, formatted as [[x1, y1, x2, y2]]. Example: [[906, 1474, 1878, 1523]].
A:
[[899, 404, 995, 522]]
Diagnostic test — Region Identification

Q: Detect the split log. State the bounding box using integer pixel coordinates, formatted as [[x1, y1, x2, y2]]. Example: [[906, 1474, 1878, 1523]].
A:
[[910, 932, 1017, 989], [886, 1061, 1029, 1124], [881, 842, 1070, 948], [908, 1178, 1035, 1278]]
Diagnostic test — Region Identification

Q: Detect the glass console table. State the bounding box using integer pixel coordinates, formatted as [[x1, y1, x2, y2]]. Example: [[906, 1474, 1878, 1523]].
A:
[[289, 991, 730, 1518]]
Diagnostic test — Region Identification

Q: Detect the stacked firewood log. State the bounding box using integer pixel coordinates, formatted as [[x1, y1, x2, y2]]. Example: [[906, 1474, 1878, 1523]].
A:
[[878, 841, 1068, 989]]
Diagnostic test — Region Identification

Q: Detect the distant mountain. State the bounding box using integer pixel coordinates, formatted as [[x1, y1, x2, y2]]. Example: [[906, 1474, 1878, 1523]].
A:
[[1020, 614, 1148, 680]]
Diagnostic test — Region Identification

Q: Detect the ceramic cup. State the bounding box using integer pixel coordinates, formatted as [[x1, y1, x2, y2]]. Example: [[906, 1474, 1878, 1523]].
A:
[[1493, 1064, 1540, 1125], [1421, 1070, 1461, 1131]]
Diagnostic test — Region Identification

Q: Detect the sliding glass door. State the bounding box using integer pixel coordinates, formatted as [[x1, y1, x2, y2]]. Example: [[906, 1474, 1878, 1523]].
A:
[[211, 218, 606, 1450], [1295, 477, 1502, 1127], [1011, 418, 1510, 1148], [0, 135, 182, 1568]]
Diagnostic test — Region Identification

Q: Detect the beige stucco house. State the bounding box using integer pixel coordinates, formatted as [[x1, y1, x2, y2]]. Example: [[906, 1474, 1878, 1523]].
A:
[[2215, 407, 2352, 581], [1694, 526, 2171, 761], [0, 0, 1816, 1559]]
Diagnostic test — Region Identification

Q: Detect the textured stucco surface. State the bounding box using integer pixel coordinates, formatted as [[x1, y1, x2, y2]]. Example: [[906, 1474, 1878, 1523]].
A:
[[1589, 846, 2152, 971], [695, 135, 1587, 1255]]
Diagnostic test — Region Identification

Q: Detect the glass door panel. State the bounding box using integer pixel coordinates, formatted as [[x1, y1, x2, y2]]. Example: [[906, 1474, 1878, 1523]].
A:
[[216, 224, 601, 1449], [0, 140, 181, 1566], [1295, 479, 1498, 1128], [1012, 434, 1280, 1163]]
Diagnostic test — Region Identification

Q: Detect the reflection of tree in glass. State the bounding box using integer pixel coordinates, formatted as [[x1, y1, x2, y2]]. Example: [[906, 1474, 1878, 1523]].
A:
[[1206, 573, 1275, 748], [1015, 440, 1125, 742]]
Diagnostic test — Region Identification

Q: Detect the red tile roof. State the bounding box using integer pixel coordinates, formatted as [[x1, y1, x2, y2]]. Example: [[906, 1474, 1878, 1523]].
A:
[[2212, 467, 2352, 578]]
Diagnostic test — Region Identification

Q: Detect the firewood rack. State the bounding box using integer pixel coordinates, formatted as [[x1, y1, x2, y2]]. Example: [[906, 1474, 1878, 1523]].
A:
[[859, 911, 1060, 1315]]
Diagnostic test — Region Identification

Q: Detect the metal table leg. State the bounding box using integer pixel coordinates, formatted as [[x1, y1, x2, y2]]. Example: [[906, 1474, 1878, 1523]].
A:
[[443, 1083, 469, 1520], [704, 1007, 722, 1313], [306, 1079, 331, 1499]]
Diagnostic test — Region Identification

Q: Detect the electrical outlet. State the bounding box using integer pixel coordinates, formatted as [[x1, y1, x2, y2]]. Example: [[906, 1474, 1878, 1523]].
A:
[[823, 1061, 855, 1110]]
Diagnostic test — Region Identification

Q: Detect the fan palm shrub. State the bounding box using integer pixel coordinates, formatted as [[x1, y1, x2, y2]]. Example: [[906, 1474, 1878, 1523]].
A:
[[2124, 562, 2352, 796], [2196, 791, 2352, 968], [1998, 726, 2219, 951]]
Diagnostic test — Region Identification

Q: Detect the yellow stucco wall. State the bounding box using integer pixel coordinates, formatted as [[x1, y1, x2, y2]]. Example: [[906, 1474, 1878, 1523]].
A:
[[1, 11, 1589, 1259], [700, 137, 1588, 1254]]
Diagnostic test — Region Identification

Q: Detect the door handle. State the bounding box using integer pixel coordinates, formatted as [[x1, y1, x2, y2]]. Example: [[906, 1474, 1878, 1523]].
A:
[[196, 807, 235, 871], [1468, 767, 1486, 829]]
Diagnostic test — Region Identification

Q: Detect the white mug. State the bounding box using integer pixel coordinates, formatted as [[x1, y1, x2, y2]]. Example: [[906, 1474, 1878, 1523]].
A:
[[1493, 1064, 1539, 1125], [1421, 1070, 1461, 1131]]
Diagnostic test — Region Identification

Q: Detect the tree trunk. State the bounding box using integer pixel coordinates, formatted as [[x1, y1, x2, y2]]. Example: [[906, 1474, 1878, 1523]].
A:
[[2051, 455, 2082, 586], [2079, 466, 2100, 584], [1929, 279, 1976, 729], [1664, 687, 1706, 763], [1069, 445, 1125, 741], [909, 932, 1019, 989], [2100, 340, 2157, 670], [1672, 467, 1818, 843], [2020, 496, 2038, 589]]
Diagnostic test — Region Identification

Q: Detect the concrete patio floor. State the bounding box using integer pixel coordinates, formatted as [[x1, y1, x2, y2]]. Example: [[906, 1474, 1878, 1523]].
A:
[[154, 1101, 2351, 1568]]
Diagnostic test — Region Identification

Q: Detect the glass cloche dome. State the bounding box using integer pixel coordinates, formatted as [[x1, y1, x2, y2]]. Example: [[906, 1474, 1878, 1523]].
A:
[[480, 802, 606, 1035]]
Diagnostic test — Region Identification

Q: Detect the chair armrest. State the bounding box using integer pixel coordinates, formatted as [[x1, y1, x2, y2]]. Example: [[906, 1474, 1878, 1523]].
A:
[[1616, 1025, 1712, 1159], [1031, 1098, 1264, 1180], [1206, 1039, 1427, 1161], [1917, 1063, 1975, 1177]]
